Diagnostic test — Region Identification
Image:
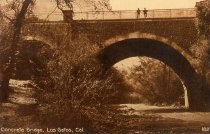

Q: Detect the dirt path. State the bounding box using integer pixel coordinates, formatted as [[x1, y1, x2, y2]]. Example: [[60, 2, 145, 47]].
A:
[[120, 104, 210, 133], [1, 80, 210, 134]]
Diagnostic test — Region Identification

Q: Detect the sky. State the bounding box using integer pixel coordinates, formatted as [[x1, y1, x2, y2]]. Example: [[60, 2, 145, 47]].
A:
[[110, 0, 201, 10], [34, 0, 201, 12], [1, 0, 201, 12]]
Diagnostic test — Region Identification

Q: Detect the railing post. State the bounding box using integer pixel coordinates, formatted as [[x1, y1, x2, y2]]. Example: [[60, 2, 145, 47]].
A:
[[119, 11, 122, 19], [102, 11, 104, 20], [170, 9, 172, 18], [86, 12, 89, 20], [185, 9, 188, 17]]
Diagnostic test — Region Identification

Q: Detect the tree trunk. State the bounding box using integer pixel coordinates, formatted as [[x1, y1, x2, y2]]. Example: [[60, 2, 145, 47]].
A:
[[0, 0, 33, 101]]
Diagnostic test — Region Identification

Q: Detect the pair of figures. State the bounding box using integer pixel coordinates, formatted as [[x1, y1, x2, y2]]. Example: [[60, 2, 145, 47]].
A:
[[137, 8, 148, 19]]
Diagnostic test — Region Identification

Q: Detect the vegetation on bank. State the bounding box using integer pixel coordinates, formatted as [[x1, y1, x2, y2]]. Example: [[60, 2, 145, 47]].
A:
[[126, 58, 184, 105], [196, 0, 210, 101]]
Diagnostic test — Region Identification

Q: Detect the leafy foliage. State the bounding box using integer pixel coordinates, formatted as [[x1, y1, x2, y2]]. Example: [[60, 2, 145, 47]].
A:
[[196, 0, 210, 92], [127, 57, 184, 105], [196, 0, 210, 35]]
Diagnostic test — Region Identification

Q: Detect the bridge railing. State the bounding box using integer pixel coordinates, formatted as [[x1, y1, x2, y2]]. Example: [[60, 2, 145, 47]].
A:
[[2, 8, 196, 22], [73, 8, 196, 20]]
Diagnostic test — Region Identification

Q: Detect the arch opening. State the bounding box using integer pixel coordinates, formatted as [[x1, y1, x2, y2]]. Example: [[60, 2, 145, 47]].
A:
[[98, 38, 203, 110], [14, 40, 53, 80], [113, 57, 189, 108]]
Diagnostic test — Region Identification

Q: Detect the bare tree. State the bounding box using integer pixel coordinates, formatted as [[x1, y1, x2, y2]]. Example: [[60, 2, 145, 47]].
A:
[[0, 0, 34, 101]]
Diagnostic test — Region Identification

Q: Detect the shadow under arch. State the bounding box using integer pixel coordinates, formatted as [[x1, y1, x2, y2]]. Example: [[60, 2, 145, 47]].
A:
[[98, 38, 204, 111]]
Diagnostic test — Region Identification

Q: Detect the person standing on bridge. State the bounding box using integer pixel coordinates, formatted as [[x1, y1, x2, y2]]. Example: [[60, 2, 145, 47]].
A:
[[143, 8, 148, 18], [137, 8, 141, 19]]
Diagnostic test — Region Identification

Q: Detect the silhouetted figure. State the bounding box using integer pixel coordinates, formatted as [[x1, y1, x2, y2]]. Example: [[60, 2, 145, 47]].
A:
[[137, 8, 140, 19], [143, 8, 148, 18]]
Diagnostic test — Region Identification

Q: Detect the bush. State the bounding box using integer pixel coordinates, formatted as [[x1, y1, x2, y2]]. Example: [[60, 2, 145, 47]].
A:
[[196, 0, 210, 35], [37, 35, 133, 132]]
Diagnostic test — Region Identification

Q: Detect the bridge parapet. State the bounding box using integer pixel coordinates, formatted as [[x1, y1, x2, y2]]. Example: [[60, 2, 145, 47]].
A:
[[23, 8, 196, 21], [73, 8, 196, 20]]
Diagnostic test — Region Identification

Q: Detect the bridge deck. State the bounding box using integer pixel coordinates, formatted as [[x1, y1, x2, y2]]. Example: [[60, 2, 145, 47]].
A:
[[12, 17, 196, 25]]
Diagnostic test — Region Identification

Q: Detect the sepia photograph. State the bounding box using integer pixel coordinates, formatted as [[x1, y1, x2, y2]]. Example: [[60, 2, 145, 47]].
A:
[[0, 0, 210, 133]]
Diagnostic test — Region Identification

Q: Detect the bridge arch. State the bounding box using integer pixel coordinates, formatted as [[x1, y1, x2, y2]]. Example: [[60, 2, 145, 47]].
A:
[[103, 32, 194, 65], [98, 38, 203, 111], [15, 39, 53, 80], [21, 36, 55, 49]]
